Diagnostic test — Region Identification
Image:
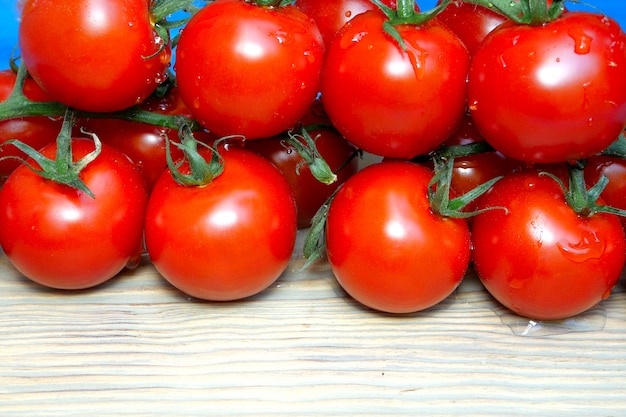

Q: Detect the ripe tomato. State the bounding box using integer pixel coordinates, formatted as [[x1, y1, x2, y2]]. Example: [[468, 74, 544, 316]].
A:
[[295, 0, 399, 49], [472, 171, 626, 320], [245, 126, 358, 228], [584, 155, 626, 229], [435, 0, 507, 56], [175, 0, 324, 139], [326, 160, 471, 314], [321, 10, 470, 159], [0, 139, 149, 290], [144, 147, 298, 301], [79, 88, 216, 190], [18, 0, 171, 112], [468, 12, 626, 163], [0, 69, 61, 179], [435, 0, 559, 56]]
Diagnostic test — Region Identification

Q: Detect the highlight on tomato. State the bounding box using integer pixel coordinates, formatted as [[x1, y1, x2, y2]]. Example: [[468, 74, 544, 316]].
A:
[[0, 114, 149, 290], [468, 7, 626, 163], [175, 0, 324, 139], [320, 1, 470, 159], [471, 169, 626, 320], [18, 0, 171, 112], [323, 160, 472, 314], [144, 139, 298, 302]]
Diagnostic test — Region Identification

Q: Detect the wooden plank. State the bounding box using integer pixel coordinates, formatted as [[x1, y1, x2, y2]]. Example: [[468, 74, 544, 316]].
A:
[[0, 232, 625, 416]]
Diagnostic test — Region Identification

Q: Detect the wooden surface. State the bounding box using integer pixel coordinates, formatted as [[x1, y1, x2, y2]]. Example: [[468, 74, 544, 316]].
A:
[[0, 231, 625, 417]]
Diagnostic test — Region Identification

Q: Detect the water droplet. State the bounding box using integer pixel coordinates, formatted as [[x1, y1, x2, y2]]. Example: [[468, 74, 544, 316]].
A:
[[555, 57, 561, 63], [128, 21, 135, 28], [602, 288, 612, 300], [498, 54, 507, 68], [556, 231, 605, 263], [339, 31, 368, 49], [405, 42, 428, 81], [345, 10, 352, 18], [468, 100, 479, 111], [512, 35, 520, 46], [508, 277, 526, 289], [193, 97, 201, 109], [274, 30, 289, 45], [568, 27, 593, 55], [587, 117, 594, 127], [303, 50, 316, 64]]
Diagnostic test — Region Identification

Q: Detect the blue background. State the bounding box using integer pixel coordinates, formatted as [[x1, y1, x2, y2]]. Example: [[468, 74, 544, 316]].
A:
[[0, 0, 624, 67]]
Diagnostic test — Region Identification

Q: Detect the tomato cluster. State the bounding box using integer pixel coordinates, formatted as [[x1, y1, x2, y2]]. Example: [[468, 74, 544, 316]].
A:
[[0, 0, 625, 322]]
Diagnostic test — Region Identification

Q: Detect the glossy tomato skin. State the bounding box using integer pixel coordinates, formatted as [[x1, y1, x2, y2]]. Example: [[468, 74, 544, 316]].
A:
[[326, 161, 471, 314], [584, 155, 626, 229], [435, 0, 507, 56], [472, 172, 626, 320], [321, 10, 470, 159], [0, 140, 149, 290], [468, 12, 626, 163], [175, 0, 324, 139], [0, 70, 62, 178], [18, 0, 170, 112], [295, 0, 399, 49], [144, 147, 298, 301]]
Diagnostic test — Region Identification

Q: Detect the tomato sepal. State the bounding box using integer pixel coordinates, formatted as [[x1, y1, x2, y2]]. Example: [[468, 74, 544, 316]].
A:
[[428, 144, 506, 219], [0, 108, 100, 198], [541, 161, 626, 219], [285, 128, 338, 186], [165, 125, 227, 187]]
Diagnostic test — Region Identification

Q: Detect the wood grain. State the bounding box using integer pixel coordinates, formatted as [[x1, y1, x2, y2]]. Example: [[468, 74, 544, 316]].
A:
[[1, 232, 625, 417]]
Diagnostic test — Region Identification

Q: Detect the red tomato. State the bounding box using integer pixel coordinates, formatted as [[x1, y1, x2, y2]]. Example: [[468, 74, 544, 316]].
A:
[[584, 155, 626, 229], [0, 70, 62, 178], [144, 147, 298, 301], [175, 0, 324, 139], [79, 88, 216, 190], [295, 0, 400, 49], [0, 139, 149, 290], [468, 12, 626, 163], [435, 0, 559, 56], [321, 10, 469, 159], [472, 171, 626, 320], [326, 160, 471, 314], [18, 0, 171, 112], [435, 0, 507, 56], [245, 126, 358, 228]]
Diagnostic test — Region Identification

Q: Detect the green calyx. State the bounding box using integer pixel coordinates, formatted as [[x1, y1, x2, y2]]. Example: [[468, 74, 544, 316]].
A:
[[283, 127, 339, 186], [0, 108, 101, 198], [542, 161, 626, 218], [165, 125, 226, 187], [372, 0, 451, 50], [428, 143, 506, 218], [461, 0, 566, 25]]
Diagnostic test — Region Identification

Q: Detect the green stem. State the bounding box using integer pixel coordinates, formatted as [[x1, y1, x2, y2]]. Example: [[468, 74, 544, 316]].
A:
[[0, 63, 202, 131], [151, 0, 208, 22], [396, 0, 415, 20], [528, 0, 549, 24]]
